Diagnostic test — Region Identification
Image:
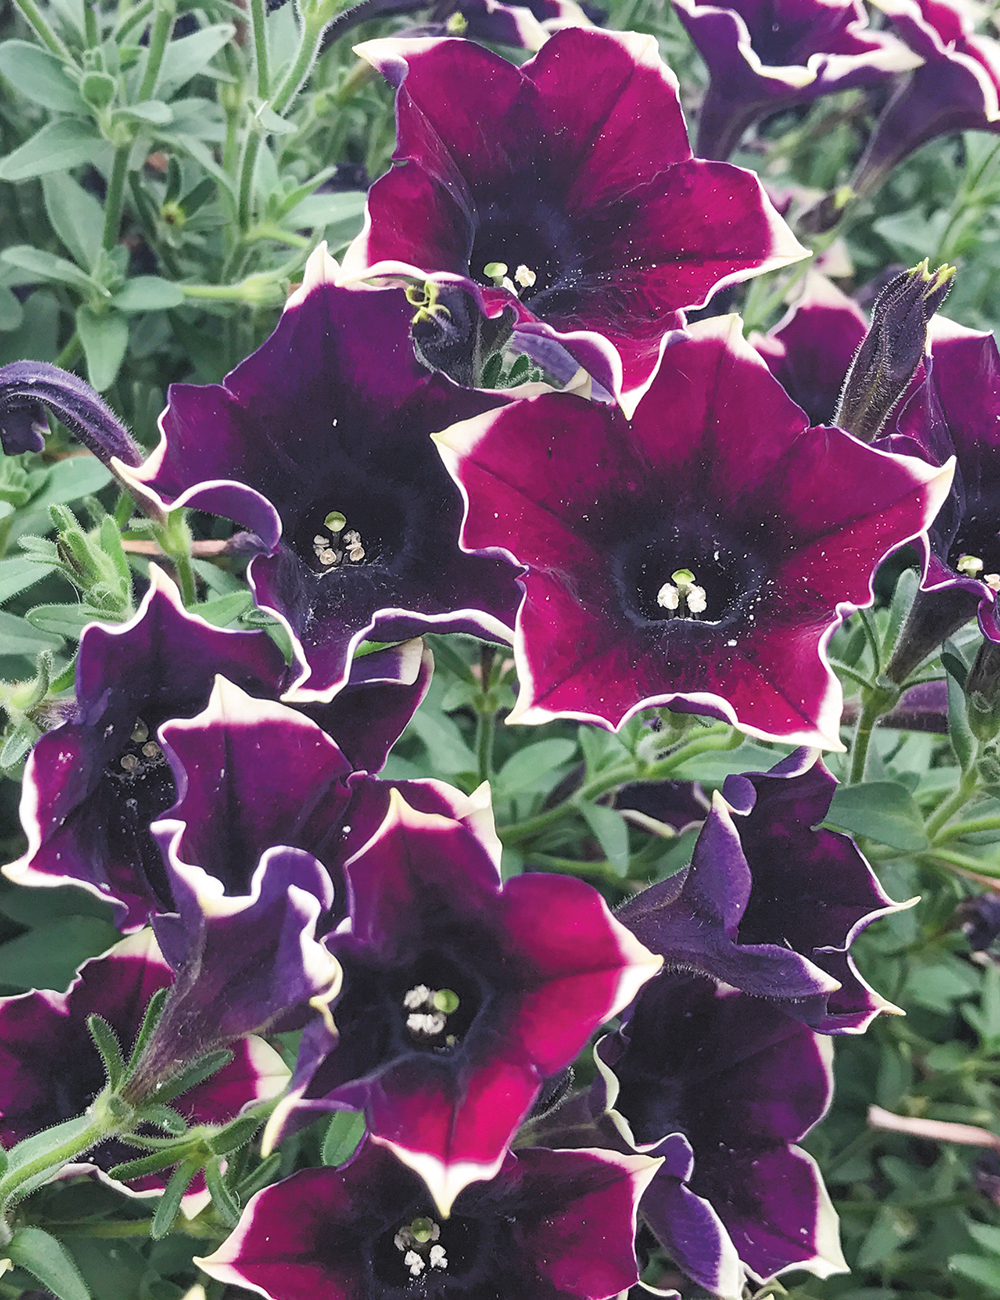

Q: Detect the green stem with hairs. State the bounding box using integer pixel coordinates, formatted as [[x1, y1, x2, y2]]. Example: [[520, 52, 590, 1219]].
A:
[[925, 763, 980, 840], [13, 0, 71, 59], [102, 146, 132, 252]]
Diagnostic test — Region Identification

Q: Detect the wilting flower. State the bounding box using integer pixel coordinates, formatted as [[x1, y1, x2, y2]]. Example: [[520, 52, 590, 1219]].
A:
[[436, 315, 953, 746], [4, 567, 287, 929], [618, 749, 908, 1031], [594, 974, 846, 1294], [341, 27, 805, 416], [0, 931, 287, 1206], [123, 248, 520, 702], [264, 791, 661, 1214], [199, 1139, 658, 1300], [882, 318, 1000, 681], [674, 0, 917, 159], [0, 361, 143, 465], [851, 0, 1000, 198], [753, 272, 867, 425]]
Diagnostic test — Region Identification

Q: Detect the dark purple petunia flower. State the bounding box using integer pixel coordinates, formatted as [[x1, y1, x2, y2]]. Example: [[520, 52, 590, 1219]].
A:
[[617, 749, 908, 1031], [594, 973, 845, 1293], [851, 0, 1000, 198], [881, 317, 1000, 679], [3, 567, 287, 930], [459, 0, 594, 49], [341, 27, 806, 417], [0, 931, 288, 1208], [674, 0, 918, 160], [436, 315, 953, 746], [752, 272, 867, 425], [263, 790, 661, 1213], [123, 248, 521, 702], [199, 1139, 658, 1300]]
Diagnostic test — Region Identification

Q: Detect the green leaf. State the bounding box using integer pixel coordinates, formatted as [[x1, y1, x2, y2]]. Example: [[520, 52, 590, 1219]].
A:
[[408, 709, 476, 775], [0, 609, 64, 656], [0, 119, 104, 182], [495, 739, 577, 799], [158, 23, 236, 93], [947, 664, 976, 771], [42, 174, 105, 270], [0, 41, 85, 113], [76, 306, 129, 392], [26, 604, 114, 640], [825, 781, 929, 851], [8, 1227, 91, 1300], [112, 276, 185, 312], [950, 1253, 1000, 1289], [968, 1222, 1000, 1256], [2, 245, 94, 293], [0, 916, 119, 991], [580, 803, 630, 876], [151, 1159, 201, 1240], [205, 1155, 240, 1226], [321, 1110, 366, 1167], [255, 103, 296, 134], [190, 589, 253, 628], [0, 284, 24, 332], [115, 99, 173, 126], [285, 190, 367, 231], [0, 557, 56, 604], [24, 458, 113, 513], [86, 1014, 125, 1090]]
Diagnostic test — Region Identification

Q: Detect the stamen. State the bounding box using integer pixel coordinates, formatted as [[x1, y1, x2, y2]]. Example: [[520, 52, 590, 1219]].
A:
[[514, 264, 536, 289], [987, 574, 1000, 592], [403, 984, 432, 1009], [404, 1251, 424, 1277], [429, 1245, 448, 1270], [656, 568, 708, 619], [403, 985, 461, 1041], [656, 582, 680, 610], [406, 1011, 447, 1037], [313, 513, 366, 570], [120, 753, 139, 772], [395, 1218, 446, 1275]]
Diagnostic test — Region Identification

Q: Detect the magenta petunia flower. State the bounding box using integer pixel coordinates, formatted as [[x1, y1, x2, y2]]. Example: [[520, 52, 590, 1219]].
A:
[[263, 790, 661, 1214], [199, 1140, 658, 1300], [436, 315, 953, 746], [123, 249, 521, 702], [341, 26, 806, 416], [674, 0, 918, 159]]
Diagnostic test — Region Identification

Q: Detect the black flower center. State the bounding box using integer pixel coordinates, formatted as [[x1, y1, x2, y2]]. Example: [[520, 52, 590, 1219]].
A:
[[947, 502, 1000, 588], [395, 953, 482, 1054], [610, 512, 771, 631], [470, 195, 580, 305], [100, 716, 176, 908], [371, 1211, 495, 1297], [293, 487, 407, 577]]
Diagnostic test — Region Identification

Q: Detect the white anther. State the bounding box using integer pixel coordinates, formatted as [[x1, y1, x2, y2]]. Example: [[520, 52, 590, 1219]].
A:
[[406, 1011, 447, 1037], [685, 584, 707, 614], [141, 742, 161, 759], [344, 530, 361, 546], [120, 754, 139, 772], [313, 535, 328, 546], [348, 545, 366, 563], [514, 264, 536, 289], [404, 1251, 425, 1277], [403, 985, 432, 1009], [318, 550, 339, 567], [987, 574, 1000, 591], [429, 1245, 448, 1270], [657, 582, 680, 610]]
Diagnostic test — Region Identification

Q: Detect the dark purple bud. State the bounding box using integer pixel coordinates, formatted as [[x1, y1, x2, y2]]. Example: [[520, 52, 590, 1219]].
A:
[[955, 893, 1000, 952], [835, 261, 956, 442], [0, 362, 143, 468], [884, 584, 979, 684]]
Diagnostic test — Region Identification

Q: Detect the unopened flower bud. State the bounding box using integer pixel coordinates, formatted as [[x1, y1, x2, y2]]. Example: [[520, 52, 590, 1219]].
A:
[[966, 640, 1000, 742], [835, 260, 955, 442], [884, 586, 978, 685]]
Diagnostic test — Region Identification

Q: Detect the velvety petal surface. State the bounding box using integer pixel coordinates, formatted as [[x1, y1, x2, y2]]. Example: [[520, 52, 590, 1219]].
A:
[[4, 567, 286, 928], [264, 791, 660, 1213], [125, 253, 519, 701], [199, 1140, 656, 1300], [436, 315, 953, 746], [345, 28, 806, 414]]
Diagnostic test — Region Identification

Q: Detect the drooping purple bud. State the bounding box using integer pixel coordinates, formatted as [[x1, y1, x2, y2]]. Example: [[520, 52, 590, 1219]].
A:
[[0, 362, 143, 467]]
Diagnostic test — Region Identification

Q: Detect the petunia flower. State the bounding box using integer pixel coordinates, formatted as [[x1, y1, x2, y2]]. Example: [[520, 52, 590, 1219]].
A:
[[882, 317, 1000, 681], [673, 0, 918, 160], [4, 567, 287, 930], [617, 749, 909, 1031], [0, 930, 287, 1209], [851, 0, 1000, 199], [121, 247, 521, 703], [435, 315, 953, 747], [752, 272, 867, 425], [594, 973, 846, 1293], [262, 790, 661, 1215], [199, 1139, 659, 1300], [341, 27, 806, 417], [459, 0, 595, 50]]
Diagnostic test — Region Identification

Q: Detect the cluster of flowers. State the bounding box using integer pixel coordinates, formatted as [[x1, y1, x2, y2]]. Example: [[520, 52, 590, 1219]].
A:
[[5, 9, 1000, 1299]]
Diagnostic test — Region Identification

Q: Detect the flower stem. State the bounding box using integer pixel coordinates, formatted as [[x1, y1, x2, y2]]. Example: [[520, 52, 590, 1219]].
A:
[[137, 0, 174, 100], [0, 1101, 126, 1212], [102, 146, 132, 252], [933, 814, 1000, 844], [248, 0, 270, 100], [13, 0, 71, 59], [925, 765, 980, 840]]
